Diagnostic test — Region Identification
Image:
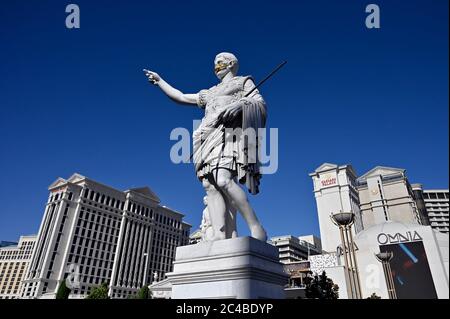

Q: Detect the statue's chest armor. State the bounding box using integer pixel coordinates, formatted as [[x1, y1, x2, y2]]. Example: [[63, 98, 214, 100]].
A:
[[206, 77, 246, 115]]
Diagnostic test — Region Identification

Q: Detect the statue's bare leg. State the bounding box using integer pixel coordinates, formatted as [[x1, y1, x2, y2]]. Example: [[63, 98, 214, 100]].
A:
[[223, 193, 238, 238], [213, 168, 267, 241], [202, 178, 226, 240]]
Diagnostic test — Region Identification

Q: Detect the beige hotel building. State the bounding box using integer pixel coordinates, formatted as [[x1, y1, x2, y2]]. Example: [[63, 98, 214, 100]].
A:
[[0, 235, 37, 299]]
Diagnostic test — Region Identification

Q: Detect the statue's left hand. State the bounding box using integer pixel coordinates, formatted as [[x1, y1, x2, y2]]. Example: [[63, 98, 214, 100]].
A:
[[219, 103, 242, 123]]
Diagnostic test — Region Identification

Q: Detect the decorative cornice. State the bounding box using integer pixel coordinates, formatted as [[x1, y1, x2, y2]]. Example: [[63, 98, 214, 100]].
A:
[[357, 166, 406, 182]]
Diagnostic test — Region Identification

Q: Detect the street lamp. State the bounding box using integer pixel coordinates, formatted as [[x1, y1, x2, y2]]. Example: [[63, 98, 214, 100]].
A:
[[330, 211, 362, 299], [375, 251, 397, 299]]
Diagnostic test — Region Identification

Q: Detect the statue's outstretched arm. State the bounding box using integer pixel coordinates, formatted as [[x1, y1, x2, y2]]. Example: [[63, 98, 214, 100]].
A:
[[143, 69, 198, 106]]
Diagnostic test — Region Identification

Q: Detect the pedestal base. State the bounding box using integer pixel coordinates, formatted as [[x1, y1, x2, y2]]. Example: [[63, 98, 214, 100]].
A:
[[166, 236, 288, 299]]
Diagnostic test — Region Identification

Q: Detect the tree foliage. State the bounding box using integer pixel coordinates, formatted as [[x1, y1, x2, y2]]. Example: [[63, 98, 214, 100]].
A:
[[304, 271, 339, 299], [86, 282, 110, 299], [136, 286, 151, 299], [55, 280, 71, 299], [367, 292, 381, 299]]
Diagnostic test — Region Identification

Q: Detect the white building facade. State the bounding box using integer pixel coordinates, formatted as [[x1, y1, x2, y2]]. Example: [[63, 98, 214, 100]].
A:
[[0, 235, 37, 299], [21, 173, 190, 299], [357, 167, 425, 228], [309, 163, 362, 253]]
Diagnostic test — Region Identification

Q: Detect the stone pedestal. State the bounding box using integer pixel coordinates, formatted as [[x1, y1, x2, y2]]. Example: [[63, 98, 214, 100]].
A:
[[166, 236, 288, 299]]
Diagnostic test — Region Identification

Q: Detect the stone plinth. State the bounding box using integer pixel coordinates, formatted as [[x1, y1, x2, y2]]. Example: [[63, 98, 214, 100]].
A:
[[166, 236, 288, 299]]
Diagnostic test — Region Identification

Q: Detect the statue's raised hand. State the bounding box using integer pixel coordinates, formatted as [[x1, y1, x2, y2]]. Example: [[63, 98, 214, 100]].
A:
[[143, 69, 161, 85]]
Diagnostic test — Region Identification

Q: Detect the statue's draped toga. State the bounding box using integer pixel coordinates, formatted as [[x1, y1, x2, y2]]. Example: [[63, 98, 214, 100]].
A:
[[192, 75, 267, 195]]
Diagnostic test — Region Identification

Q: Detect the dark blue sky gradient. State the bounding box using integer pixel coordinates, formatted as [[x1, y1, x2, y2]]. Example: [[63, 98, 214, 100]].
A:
[[0, 0, 448, 241]]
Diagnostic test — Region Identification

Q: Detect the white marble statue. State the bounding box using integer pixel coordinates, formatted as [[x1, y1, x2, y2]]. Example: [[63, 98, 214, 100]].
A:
[[200, 195, 237, 241], [144, 52, 267, 241], [199, 196, 214, 241]]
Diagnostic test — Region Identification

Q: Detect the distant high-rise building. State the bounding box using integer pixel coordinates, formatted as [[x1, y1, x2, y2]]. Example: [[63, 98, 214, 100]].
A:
[[423, 189, 449, 234], [0, 235, 37, 299], [298, 235, 322, 252], [269, 234, 322, 299], [21, 173, 191, 299], [0, 241, 18, 248], [189, 229, 202, 245], [268, 235, 322, 264]]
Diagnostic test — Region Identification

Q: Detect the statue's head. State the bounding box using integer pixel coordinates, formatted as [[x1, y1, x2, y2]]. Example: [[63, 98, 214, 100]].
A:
[[214, 52, 239, 80]]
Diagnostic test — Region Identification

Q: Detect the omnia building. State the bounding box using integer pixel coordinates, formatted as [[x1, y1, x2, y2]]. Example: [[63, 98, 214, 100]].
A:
[[309, 163, 449, 299]]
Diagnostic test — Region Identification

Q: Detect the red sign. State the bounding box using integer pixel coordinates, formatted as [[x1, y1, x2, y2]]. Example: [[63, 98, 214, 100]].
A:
[[321, 177, 336, 187]]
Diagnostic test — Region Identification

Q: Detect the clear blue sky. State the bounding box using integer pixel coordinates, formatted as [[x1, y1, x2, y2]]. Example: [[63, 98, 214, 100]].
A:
[[0, 0, 448, 241]]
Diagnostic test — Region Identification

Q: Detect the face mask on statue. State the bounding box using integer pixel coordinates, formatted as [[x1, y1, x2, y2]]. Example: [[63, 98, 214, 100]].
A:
[[214, 61, 232, 80], [214, 52, 239, 80], [214, 62, 228, 74]]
